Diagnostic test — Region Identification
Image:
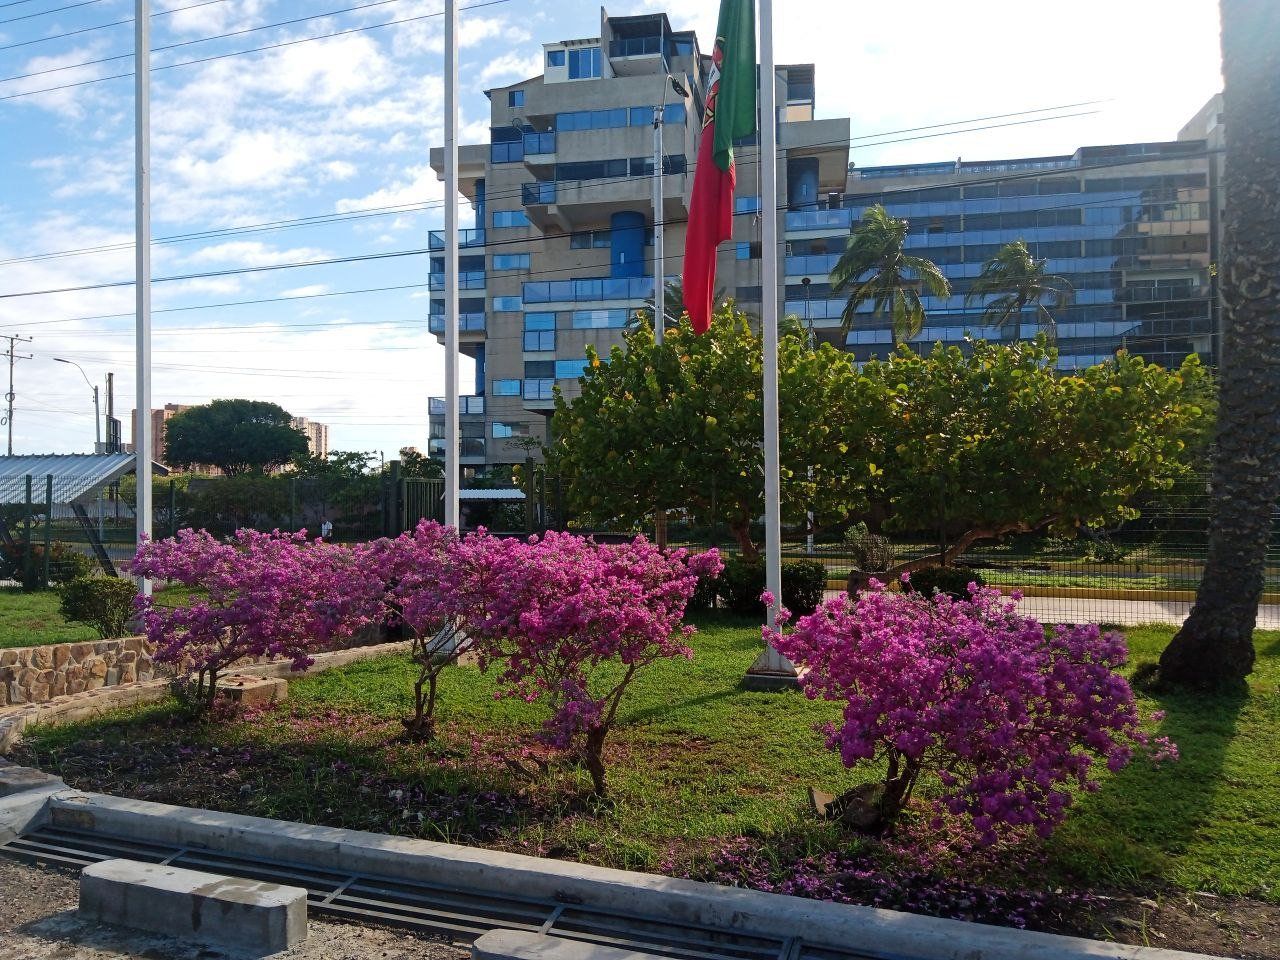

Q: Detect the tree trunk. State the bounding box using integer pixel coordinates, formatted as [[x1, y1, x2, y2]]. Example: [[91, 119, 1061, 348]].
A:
[[1160, 0, 1278, 691], [729, 519, 759, 561]]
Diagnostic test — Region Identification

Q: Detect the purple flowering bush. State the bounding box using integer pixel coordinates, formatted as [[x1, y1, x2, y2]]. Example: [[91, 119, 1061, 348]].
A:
[[356, 521, 472, 741], [133, 529, 382, 715], [764, 581, 1176, 844], [450, 530, 723, 795]]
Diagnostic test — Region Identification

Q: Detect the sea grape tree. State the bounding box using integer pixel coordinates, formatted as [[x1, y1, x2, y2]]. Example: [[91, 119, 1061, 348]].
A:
[[453, 530, 723, 795], [765, 582, 1176, 844], [132, 529, 380, 714]]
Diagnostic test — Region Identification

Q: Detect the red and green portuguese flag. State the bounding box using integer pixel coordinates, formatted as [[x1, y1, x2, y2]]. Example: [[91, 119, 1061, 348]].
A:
[[682, 0, 756, 334]]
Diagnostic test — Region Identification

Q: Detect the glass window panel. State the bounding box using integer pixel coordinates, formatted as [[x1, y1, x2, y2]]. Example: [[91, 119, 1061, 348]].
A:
[[493, 296, 523, 311], [492, 379, 521, 396], [508, 90, 524, 107], [555, 359, 589, 379], [523, 312, 556, 330], [546, 49, 565, 67]]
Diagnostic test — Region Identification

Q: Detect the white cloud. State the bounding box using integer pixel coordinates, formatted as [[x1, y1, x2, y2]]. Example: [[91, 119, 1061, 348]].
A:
[[280, 284, 331, 298], [335, 163, 444, 213], [183, 241, 330, 268], [478, 50, 543, 86]]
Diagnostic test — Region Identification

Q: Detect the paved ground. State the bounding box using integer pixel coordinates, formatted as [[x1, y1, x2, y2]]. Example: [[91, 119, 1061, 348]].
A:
[[824, 590, 1280, 629], [0, 856, 468, 960]]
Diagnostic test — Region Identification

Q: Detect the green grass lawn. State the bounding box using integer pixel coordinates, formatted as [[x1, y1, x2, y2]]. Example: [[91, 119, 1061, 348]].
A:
[[0, 588, 97, 649], [13, 617, 1278, 912], [0, 584, 194, 649]]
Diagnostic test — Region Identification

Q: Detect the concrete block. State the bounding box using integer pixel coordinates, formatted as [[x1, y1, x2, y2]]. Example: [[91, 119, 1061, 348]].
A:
[[218, 674, 288, 707], [79, 858, 307, 955], [474, 931, 665, 960]]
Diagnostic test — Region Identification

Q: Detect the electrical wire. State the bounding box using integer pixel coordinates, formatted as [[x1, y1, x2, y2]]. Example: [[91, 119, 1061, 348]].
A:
[[0, 147, 1220, 304], [0, 0, 237, 52], [1, 103, 1134, 271], [0, 0, 107, 26], [0, 0, 515, 99]]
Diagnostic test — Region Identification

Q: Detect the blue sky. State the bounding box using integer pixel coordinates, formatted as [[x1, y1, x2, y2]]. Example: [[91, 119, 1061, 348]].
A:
[[0, 0, 1222, 457]]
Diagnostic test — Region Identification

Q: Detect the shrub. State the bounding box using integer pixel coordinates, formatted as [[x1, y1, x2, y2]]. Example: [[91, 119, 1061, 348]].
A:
[[765, 584, 1176, 845], [843, 522, 894, 572], [58, 576, 138, 639], [718, 556, 828, 617], [49, 543, 97, 584], [453, 531, 722, 795], [905, 566, 985, 599], [132, 529, 381, 716], [2, 541, 96, 590], [356, 521, 466, 741]]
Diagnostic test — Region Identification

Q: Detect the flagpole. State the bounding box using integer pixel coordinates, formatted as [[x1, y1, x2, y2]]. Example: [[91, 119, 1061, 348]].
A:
[[442, 0, 460, 529], [745, 0, 798, 687], [134, 0, 152, 597]]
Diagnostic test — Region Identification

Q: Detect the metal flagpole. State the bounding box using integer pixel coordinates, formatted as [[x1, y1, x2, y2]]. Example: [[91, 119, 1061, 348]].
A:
[[442, 0, 460, 529], [134, 0, 153, 596], [745, 0, 798, 687]]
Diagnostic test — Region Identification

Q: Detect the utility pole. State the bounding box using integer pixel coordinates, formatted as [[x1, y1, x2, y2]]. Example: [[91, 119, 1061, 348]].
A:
[[442, 0, 460, 529], [135, 0, 153, 595], [1, 334, 33, 456]]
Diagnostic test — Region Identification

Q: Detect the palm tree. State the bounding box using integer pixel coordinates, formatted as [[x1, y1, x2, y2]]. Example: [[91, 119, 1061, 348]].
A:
[[830, 204, 951, 344], [1158, 0, 1279, 690], [629, 278, 727, 333], [966, 240, 1073, 340]]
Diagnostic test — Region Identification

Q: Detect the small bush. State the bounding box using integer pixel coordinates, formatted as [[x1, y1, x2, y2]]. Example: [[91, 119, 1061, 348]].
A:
[[906, 566, 985, 599], [718, 556, 829, 617], [1085, 537, 1130, 564], [48, 542, 97, 584], [782, 559, 828, 616], [843, 522, 895, 572], [58, 576, 138, 639]]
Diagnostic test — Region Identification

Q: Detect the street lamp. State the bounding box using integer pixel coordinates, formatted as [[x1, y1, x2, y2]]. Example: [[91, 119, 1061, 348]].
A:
[[53, 357, 101, 450], [652, 73, 690, 346]]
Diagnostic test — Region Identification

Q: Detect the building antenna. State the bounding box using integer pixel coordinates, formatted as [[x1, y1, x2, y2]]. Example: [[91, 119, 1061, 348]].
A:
[[1, 334, 32, 455]]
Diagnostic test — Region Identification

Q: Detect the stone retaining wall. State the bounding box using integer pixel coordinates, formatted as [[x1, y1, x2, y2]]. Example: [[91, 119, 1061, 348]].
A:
[[0, 638, 156, 708]]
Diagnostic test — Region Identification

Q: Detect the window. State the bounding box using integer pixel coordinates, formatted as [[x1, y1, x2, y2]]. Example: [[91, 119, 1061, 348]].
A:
[[523, 315, 556, 352], [491, 142, 523, 163], [524, 360, 554, 379], [493, 296, 523, 312], [492, 379, 521, 396], [546, 49, 565, 67], [567, 46, 601, 80], [493, 210, 530, 228], [571, 309, 628, 329], [508, 90, 524, 107], [524, 378, 555, 400], [570, 230, 611, 249], [556, 358, 589, 379], [523, 330, 555, 351], [735, 242, 753, 261], [734, 195, 761, 215], [492, 254, 530, 271], [492, 422, 529, 439]]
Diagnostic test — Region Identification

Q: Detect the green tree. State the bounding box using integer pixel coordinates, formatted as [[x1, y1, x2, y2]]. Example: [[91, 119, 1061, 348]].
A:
[[966, 239, 1073, 339], [862, 339, 1214, 575], [831, 204, 951, 344], [546, 304, 876, 558], [1159, 0, 1279, 691], [164, 400, 308, 475], [398, 446, 444, 479]]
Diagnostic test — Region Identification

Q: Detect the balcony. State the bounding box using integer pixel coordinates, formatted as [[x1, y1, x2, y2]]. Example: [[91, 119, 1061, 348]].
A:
[[607, 35, 669, 76], [522, 174, 688, 231], [428, 270, 487, 291], [522, 181, 557, 206], [785, 209, 854, 235], [785, 254, 841, 278], [428, 437, 486, 462], [523, 276, 657, 306], [429, 395, 486, 416], [428, 228, 486, 250], [428, 313, 486, 335], [522, 131, 556, 168]]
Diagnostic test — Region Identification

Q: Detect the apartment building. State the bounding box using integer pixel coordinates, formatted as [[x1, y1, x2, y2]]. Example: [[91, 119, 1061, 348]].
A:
[[428, 9, 847, 469], [292, 416, 331, 460], [429, 8, 1218, 470]]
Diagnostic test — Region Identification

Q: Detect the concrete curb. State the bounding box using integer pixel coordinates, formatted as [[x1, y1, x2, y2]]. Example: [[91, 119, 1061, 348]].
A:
[[39, 789, 1223, 960], [0, 641, 412, 754], [0, 761, 64, 843]]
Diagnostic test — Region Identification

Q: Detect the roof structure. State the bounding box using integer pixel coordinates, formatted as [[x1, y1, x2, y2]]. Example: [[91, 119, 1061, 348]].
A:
[[460, 489, 525, 501], [0, 454, 168, 505]]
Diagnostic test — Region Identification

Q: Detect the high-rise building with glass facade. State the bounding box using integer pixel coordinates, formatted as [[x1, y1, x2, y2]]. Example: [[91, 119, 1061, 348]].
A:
[[429, 8, 1220, 470]]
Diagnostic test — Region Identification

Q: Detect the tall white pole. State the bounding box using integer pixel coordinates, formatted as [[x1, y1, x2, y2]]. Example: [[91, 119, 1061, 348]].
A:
[[653, 103, 665, 345], [134, 0, 152, 596], [746, 0, 797, 685], [442, 0, 460, 529]]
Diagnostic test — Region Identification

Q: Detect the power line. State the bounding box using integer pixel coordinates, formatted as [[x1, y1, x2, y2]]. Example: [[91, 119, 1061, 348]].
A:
[[0, 0, 236, 52], [0, 0, 516, 99], [0, 0, 408, 83], [0, 0, 107, 26], [0, 147, 1220, 304], [1, 103, 1126, 271]]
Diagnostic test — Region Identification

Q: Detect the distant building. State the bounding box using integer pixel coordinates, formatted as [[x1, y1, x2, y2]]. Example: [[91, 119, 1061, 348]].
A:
[[292, 417, 330, 459], [131, 404, 192, 468]]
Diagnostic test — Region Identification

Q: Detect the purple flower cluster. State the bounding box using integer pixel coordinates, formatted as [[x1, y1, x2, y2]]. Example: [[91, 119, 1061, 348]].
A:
[[765, 580, 1176, 844], [132, 529, 385, 709]]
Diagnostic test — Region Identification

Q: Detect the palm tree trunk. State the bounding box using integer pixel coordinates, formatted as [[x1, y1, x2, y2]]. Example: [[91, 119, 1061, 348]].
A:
[[1160, 0, 1280, 690]]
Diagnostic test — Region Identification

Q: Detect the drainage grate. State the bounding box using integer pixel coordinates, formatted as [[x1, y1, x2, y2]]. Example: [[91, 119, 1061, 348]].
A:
[[3, 827, 885, 960]]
